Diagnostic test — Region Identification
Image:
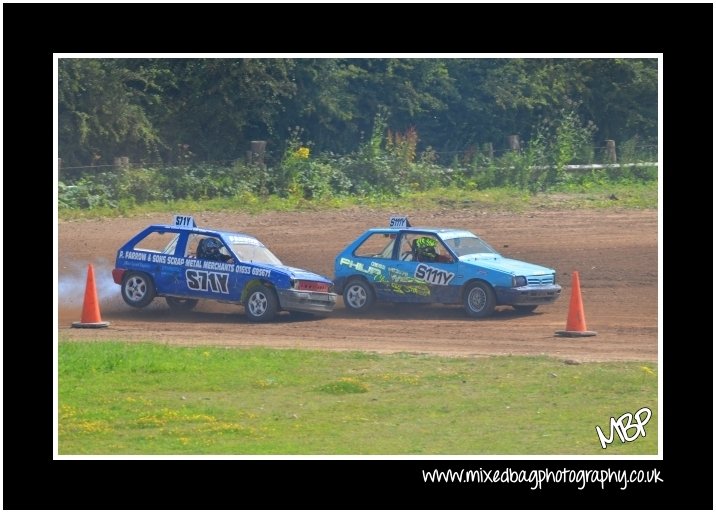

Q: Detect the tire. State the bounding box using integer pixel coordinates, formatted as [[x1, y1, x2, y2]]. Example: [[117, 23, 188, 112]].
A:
[[121, 272, 156, 308], [513, 304, 538, 313], [343, 278, 375, 313], [245, 285, 279, 322], [463, 282, 496, 318], [165, 297, 199, 311]]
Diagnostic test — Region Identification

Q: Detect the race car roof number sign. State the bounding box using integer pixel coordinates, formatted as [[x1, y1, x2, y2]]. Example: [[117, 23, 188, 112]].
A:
[[173, 215, 197, 227], [389, 216, 411, 228]]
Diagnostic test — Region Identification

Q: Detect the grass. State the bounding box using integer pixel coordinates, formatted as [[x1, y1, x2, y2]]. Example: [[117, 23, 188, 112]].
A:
[[58, 341, 658, 455], [57, 181, 657, 220]]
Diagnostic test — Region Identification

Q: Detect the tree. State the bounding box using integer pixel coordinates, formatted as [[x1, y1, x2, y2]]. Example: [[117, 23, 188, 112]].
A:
[[575, 58, 658, 143], [58, 57, 658, 171], [58, 59, 162, 169], [156, 58, 297, 162]]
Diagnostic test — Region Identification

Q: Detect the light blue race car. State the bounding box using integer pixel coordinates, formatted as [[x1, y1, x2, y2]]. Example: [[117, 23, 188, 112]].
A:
[[112, 215, 336, 322], [333, 217, 561, 318]]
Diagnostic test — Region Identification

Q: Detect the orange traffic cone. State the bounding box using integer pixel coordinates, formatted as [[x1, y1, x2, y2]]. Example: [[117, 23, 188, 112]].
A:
[[555, 271, 596, 337], [72, 264, 110, 328]]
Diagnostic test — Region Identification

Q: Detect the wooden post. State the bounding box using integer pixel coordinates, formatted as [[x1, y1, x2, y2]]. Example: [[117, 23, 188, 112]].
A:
[[250, 140, 267, 166], [114, 157, 130, 169], [604, 140, 617, 163], [482, 142, 494, 160], [507, 135, 520, 151]]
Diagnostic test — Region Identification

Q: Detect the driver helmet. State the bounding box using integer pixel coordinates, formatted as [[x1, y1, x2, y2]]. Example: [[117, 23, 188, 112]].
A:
[[199, 237, 223, 259], [414, 236, 438, 260]]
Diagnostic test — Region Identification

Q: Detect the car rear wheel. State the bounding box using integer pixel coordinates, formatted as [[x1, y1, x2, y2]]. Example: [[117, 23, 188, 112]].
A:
[[463, 282, 496, 318], [245, 285, 278, 322], [166, 297, 199, 311], [513, 304, 538, 313], [343, 278, 375, 313], [121, 272, 156, 308]]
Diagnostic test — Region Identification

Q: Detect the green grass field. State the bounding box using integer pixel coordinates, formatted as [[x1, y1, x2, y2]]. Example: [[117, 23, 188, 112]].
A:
[[58, 341, 658, 455]]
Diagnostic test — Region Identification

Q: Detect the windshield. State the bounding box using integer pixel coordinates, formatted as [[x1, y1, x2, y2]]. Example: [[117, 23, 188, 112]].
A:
[[231, 243, 283, 265], [223, 233, 283, 265], [443, 235, 498, 257]]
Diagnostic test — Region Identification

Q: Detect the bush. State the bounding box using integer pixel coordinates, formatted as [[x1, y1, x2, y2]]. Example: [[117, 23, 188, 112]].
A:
[[57, 111, 657, 210], [118, 168, 165, 202], [58, 177, 119, 210], [297, 161, 352, 199]]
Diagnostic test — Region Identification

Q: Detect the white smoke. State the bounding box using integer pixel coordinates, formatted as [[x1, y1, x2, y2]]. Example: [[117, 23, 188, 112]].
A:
[[58, 259, 124, 310]]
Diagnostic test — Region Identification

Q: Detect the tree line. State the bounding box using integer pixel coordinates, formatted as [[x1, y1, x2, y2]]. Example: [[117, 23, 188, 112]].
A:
[[58, 57, 657, 171]]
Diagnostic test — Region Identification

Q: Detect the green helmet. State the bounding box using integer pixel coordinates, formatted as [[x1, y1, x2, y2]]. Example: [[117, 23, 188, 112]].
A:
[[414, 237, 438, 259], [414, 236, 436, 249]]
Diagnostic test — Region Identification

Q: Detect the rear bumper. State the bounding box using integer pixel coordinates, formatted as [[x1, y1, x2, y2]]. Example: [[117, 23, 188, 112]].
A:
[[277, 289, 337, 313], [112, 268, 126, 285], [495, 284, 562, 306]]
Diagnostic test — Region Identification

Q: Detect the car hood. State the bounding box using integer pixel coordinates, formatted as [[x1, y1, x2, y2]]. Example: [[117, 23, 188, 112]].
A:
[[460, 255, 554, 276], [259, 264, 333, 284]]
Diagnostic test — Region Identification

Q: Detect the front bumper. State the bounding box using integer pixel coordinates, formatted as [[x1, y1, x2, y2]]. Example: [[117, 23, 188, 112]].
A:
[[495, 284, 562, 306], [277, 289, 338, 313]]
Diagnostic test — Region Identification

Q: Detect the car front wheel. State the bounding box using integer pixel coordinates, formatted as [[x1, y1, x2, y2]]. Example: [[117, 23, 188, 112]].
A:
[[245, 285, 278, 322], [121, 272, 156, 308], [463, 282, 496, 318], [343, 278, 375, 313]]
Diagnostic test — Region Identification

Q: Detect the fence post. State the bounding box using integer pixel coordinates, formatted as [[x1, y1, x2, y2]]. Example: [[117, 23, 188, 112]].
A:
[[507, 135, 520, 152], [482, 142, 494, 160], [250, 140, 267, 167], [604, 140, 617, 163]]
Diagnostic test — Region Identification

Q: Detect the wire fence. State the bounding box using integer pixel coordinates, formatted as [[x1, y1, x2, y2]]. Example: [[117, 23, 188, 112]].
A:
[[57, 144, 658, 175]]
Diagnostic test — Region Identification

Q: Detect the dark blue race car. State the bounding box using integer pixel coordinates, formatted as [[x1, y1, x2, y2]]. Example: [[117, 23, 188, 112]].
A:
[[112, 215, 337, 322], [334, 217, 561, 318]]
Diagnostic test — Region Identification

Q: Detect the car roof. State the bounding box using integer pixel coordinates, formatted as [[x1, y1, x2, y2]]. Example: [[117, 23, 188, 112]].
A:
[[364, 227, 473, 236], [146, 224, 260, 241]]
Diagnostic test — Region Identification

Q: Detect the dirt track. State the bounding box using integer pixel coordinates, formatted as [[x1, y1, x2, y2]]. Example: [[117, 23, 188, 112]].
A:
[[58, 208, 658, 362]]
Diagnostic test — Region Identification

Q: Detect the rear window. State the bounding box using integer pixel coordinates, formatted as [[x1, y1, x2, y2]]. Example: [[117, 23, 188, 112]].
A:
[[134, 231, 179, 255], [354, 233, 396, 259]]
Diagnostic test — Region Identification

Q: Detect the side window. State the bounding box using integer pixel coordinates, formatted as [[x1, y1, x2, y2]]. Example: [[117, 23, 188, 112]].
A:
[[435, 239, 454, 263], [134, 231, 178, 255], [403, 234, 454, 263], [399, 234, 416, 261], [354, 233, 397, 259], [193, 236, 234, 262], [185, 234, 202, 258]]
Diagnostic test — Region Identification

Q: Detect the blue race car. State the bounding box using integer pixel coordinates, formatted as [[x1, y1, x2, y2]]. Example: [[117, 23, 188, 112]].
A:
[[112, 215, 337, 322], [333, 217, 561, 318]]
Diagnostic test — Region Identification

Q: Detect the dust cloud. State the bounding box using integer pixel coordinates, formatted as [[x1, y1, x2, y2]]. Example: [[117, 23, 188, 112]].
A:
[[58, 259, 124, 310]]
